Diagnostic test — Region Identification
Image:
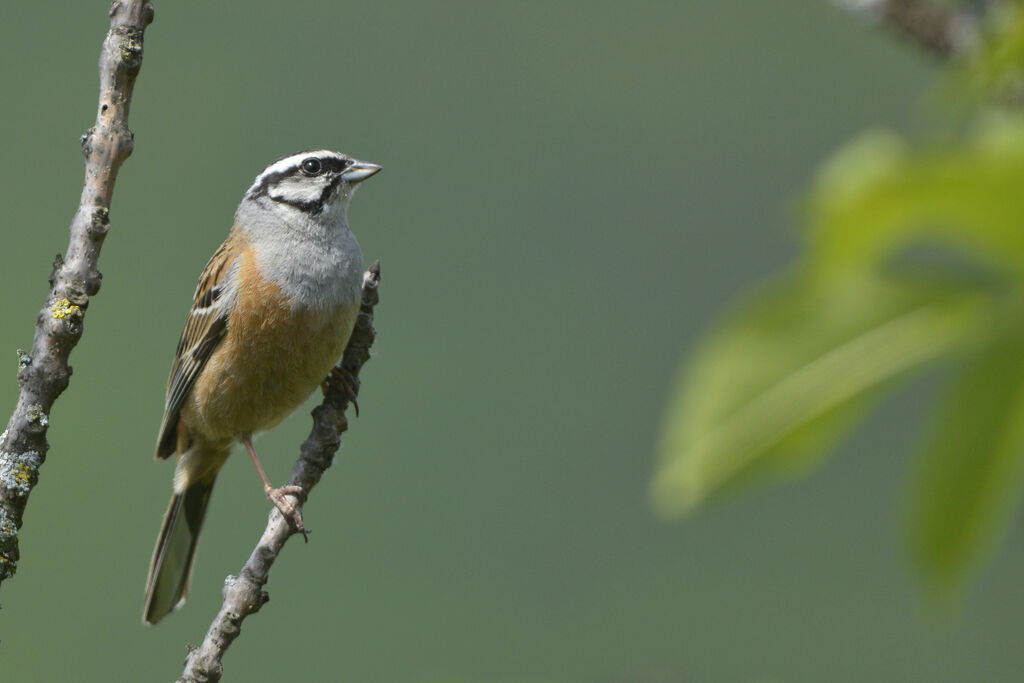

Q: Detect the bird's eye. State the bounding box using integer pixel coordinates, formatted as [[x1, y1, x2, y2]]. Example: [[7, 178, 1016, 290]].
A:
[[300, 158, 323, 176]]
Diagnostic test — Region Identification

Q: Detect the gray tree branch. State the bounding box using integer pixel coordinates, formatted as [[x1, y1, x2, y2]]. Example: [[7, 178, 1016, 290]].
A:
[[178, 262, 381, 683], [0, 0, 154, 586]]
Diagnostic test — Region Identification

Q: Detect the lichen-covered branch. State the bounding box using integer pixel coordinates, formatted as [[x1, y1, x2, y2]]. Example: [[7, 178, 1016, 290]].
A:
[[833, 0, 980, 58], [178, 262, 381, 683], [0, 0, 154, 585]]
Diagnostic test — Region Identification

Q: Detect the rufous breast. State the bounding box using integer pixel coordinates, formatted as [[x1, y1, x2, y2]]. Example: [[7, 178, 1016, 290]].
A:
[[182, 244, 359, 441]]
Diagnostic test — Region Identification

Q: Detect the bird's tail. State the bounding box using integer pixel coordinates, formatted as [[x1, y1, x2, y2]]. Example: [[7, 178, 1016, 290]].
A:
[[142, 476, 216, 625]]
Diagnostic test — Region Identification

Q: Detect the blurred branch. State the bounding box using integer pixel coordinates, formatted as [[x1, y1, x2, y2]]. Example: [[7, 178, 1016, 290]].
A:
[[0, 0, 154, 586], [833, 0, 981, 57], [178, 263, 381, 683]]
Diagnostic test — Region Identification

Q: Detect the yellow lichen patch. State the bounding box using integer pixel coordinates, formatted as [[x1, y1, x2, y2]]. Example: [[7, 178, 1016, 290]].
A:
[[51, 298, 80, 319], [25, 404, 47, 426], [12, 463, 30, 486]]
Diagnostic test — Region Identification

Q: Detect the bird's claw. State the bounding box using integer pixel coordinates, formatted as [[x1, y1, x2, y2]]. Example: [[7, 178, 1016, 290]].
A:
[[323, 365, 360, 417], [266, 484, 309, 542]]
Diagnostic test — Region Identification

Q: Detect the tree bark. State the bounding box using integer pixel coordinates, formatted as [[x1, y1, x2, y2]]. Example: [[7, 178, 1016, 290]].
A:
[[0, 0, 155, 586]]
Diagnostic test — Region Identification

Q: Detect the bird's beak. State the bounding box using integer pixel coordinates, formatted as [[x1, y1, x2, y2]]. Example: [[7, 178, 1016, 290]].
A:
[[342, 159, 382, 184]]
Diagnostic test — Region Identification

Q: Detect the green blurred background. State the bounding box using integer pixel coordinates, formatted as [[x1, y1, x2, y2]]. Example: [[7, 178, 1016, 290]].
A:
[[2, 1, 1021, 681]]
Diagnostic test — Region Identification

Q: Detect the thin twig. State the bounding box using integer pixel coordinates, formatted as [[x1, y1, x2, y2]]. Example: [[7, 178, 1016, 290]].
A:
[[178, 262, 381, 683], [833, 0, 980, 58], [0, 0, 154, 586]]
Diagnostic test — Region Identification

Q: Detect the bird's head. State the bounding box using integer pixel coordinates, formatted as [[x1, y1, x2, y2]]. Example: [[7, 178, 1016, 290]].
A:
[[244, 149, 381, 219]]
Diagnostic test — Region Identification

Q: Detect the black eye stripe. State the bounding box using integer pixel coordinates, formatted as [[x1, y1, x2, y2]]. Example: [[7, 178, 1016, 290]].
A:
[[323, 157, 350, 173], [246, 170, 287, 199], [253, 173, 345, 215], [245, 155, 352, 209]]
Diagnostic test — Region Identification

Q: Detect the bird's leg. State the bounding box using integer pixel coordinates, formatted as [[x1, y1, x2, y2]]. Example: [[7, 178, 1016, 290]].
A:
[[243, 436, 308, 541], [321, 364, 360, 417]]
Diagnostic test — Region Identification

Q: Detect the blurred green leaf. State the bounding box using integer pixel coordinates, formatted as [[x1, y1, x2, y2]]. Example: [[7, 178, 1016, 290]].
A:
[[652, 271, 986, 518], [956, 3, 1024, 104], [908, 325, 1024, 595], [805, 117, 1024, 278]]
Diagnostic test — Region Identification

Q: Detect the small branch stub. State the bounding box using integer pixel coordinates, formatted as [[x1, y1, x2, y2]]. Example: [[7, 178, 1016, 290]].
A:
[[0, 0, 154, 585], [178, 263, 381, 683]]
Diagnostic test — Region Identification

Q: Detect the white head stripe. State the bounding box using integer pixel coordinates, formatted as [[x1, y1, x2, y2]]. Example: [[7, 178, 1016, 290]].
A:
[[246, 149, 345, 195]]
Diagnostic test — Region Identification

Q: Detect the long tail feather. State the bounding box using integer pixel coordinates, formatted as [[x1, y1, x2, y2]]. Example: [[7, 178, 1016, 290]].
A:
[[143, 479, 215, 624]]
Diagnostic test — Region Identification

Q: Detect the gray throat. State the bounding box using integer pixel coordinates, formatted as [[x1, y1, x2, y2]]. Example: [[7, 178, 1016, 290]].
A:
[[235, 196, 364, 312]]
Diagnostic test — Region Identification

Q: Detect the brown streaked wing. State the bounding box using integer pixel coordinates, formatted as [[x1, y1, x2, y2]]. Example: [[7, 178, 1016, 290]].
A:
[[154, 238, 237, 459]]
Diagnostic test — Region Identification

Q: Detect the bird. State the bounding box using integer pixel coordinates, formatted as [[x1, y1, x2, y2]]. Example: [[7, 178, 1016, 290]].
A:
[[142, 149, 381, 625]]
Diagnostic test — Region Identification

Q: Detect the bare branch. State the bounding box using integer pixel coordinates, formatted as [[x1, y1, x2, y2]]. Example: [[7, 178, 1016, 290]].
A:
[[178, 262, 381, 683], [0, 0, 154, 586], [833, 0, 980, 58]]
